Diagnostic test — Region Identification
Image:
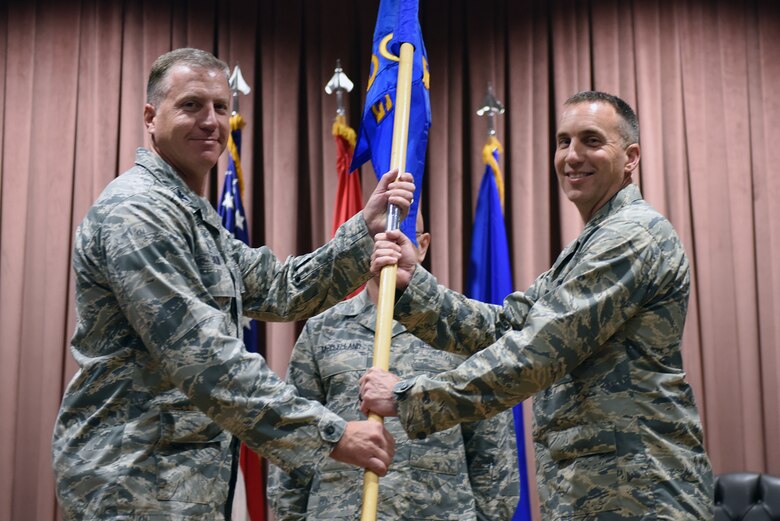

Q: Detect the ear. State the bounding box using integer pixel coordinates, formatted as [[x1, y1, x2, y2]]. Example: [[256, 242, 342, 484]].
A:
[[415, 232, 431, 263], [143, 103, 156, 134], [625, 143, 640, 173]]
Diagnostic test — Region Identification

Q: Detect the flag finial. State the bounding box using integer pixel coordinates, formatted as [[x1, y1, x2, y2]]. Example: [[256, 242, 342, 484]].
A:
[[325, 59, 354, 117], [229, 64, 252, 115], [476, 82, 504, 136]]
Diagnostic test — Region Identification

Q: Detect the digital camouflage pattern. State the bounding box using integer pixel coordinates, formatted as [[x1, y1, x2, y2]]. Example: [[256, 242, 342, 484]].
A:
[[391, 184, 714, 520], [266, 290, 519, 520], [52, 149, 375, 520]]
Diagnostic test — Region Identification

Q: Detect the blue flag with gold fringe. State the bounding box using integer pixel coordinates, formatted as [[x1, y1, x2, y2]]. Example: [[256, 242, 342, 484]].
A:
[[219, 114, 251, 245], [218, 113, 260, 360], [350, 0, 430, 244], [217, 113, 267, 521], [467, 137, 512, 304], [467, 136, 532, 521]]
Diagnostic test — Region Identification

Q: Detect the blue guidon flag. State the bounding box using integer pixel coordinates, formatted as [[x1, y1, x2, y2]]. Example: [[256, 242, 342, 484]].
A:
[[350, 0, 430, 244], [467, 135, 532, 521]]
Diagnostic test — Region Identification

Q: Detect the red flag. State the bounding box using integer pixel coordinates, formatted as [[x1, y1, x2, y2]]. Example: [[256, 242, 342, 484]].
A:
[[331, 115, 363, 237], [239, 444, 266, 521], [330, 115, 365, 300]]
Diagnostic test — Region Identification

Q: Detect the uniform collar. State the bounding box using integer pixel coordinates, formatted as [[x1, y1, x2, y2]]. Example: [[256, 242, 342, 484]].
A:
[[343, 289, 406, 337], [134, 148, 222, 229], [585, 182, 642, 230]]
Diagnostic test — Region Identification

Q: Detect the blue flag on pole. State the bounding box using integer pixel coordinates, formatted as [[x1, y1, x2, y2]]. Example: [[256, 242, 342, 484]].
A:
[[466, 137, 532, 521], [467, 142, 512, 304], [217, 113, 259, 353], [217, 113, 267, 521], [350, 0, 430, 244], [219, 116, 249, 241]]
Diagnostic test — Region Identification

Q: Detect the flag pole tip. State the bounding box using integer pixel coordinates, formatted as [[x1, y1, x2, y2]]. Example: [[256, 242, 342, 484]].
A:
[[476, 83, 505, 117], [325, 60, 354, 95], [229, 65, 252, 95]]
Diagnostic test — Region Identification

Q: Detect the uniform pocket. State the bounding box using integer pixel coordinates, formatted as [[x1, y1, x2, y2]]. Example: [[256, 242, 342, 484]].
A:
[[544, 423, 621, 518], [195, 234, 237, 315], [408, 427, 465, 475], [411, 348, 464, 375], [155, 410, 231, 504], [207, 278, 236, 315], [308, 461, 361, 519], [547, 423, 617, 462]]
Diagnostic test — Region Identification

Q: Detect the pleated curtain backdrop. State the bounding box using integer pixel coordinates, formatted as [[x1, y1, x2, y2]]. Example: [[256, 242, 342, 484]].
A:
[[1, 1, 779, 520]]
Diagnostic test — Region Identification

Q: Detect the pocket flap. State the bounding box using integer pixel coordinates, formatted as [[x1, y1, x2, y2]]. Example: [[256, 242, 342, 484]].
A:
[[547, 423, 616, 462], [160, 409, 228, 444]]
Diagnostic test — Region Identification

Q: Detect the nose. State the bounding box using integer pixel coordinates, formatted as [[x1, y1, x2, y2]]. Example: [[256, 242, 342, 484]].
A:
[[564, 140, 584, 165], [200, 104, 218, 129]]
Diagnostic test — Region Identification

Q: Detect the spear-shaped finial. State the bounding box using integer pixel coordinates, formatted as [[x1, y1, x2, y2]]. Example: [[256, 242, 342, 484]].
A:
[[229, 64, 252, 115], [476, 82, 505, 136], [324, 59, 354, 117]]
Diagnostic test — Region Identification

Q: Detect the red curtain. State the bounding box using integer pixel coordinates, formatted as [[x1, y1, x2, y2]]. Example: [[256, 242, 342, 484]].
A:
[[2, 1, 779, 520]]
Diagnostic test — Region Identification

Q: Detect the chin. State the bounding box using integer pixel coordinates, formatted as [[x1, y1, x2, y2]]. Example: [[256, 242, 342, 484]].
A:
[[562, 189, 583, 203], [199, 152, 221, 167]]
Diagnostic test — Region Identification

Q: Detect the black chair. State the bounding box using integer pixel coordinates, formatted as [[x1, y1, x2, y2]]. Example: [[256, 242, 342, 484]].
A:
[[714, 472, 780, 520]]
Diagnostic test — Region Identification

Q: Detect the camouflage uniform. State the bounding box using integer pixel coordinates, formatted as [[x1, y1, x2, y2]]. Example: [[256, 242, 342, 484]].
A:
[[266, 290, 519, 520], [391, 184, 714, 520], [52, 149, 374, 520]]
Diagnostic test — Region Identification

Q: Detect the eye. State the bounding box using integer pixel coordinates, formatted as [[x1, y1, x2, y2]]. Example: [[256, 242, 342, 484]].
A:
[[557, 137, 571, 148]]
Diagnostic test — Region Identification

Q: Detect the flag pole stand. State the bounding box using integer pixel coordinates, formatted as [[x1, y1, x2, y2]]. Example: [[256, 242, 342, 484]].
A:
[[360, 40, 415, 521]]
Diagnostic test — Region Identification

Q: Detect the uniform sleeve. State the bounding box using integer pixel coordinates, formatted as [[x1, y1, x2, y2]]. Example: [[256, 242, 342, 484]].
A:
[[461, 410, 520, 520], [393, 266, 537, 357], [238, 212, 374, 321], [266, 321, 324, 519], [393, 221, 660, 438], [101, 196, 347, 480]]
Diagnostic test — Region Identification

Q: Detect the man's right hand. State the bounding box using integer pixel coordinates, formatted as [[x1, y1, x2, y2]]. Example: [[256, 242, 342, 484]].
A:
[[362, 170, 415, 236], [371, 229, 417, 289], [329, 420, 395, 476]]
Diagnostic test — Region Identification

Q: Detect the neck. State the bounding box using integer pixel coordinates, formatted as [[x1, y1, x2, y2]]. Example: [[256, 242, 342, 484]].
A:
[[150, 144, 208, 196], [580, 177, 632, 222], [179, 171, 207, 196]]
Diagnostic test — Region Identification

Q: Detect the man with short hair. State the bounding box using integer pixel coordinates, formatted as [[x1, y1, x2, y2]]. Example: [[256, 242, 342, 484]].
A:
[[363, 91, 714, 519], [52, 47, 412, 520], [267, 212, 520, 520]]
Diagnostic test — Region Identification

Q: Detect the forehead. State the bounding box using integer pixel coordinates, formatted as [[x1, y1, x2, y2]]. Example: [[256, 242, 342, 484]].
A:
[[163, 65, 230, 100], [557, 101, 619, 135]]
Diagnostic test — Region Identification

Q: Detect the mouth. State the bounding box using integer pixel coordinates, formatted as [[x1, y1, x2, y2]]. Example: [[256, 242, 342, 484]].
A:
[[566, 171, 593, 180], [192, 137, 222, 147]]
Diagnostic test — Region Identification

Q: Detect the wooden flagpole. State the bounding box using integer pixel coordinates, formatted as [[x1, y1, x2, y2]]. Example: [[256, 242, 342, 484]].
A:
[[360, 40, 415, 521]]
